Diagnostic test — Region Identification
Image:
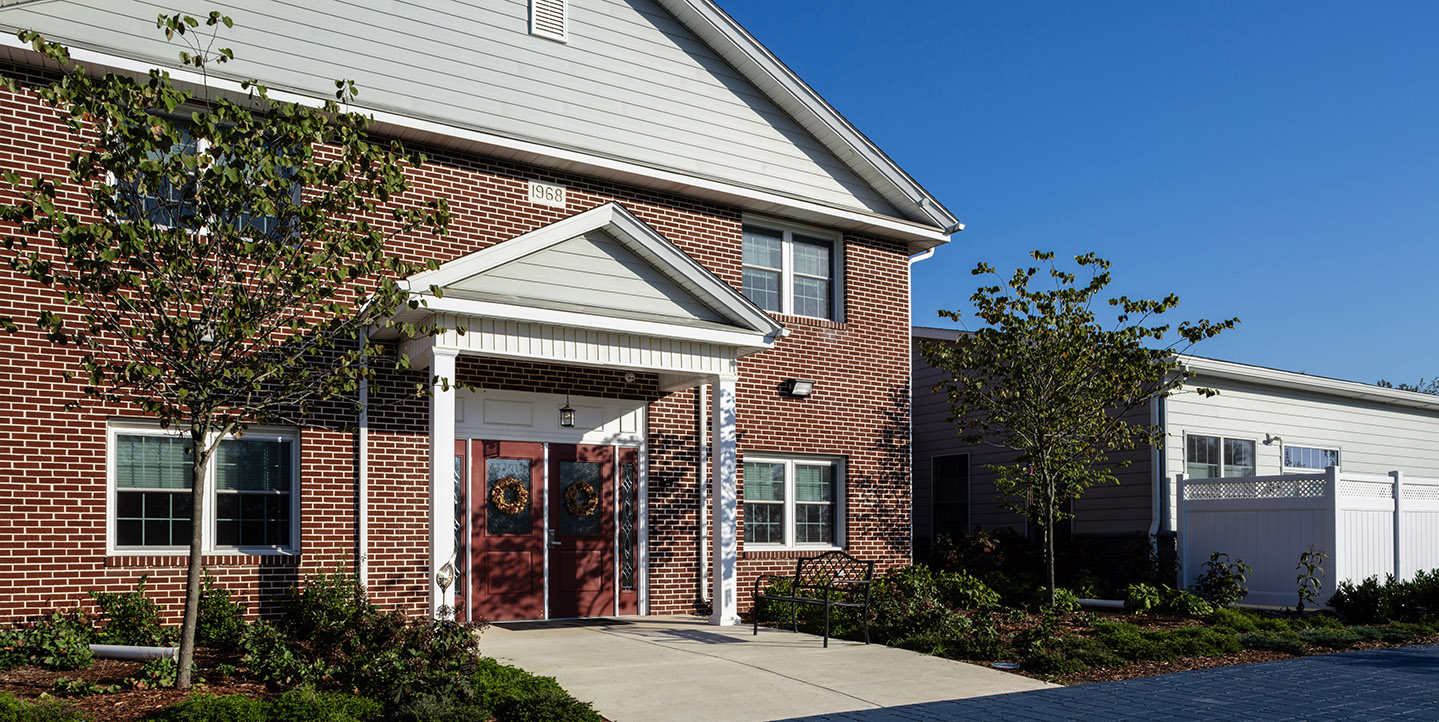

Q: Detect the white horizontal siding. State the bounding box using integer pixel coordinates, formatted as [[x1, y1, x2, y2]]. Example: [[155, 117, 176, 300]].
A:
[[1164, 376, 1439, 526], [0, 0, 899, 216], [450, 230, 724, 323]]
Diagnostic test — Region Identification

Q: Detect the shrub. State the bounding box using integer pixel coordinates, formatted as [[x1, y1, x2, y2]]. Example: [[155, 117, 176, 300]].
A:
[[1154, 626, 1242, 657], [1329, 576, 1387, 624], [131, 657, 200, 690], [1205, 608, 1258, 633], [1296, 628, 1360, 649], [25, 609, 94, 671], [939, 570, 1001, 610], [197, 572, 247, 649], [278, 564, 378, 653], [269, 688, 383, 722], [469, 657, 602, 722], [49, 677, 118, 698], [1350, 625, 1415, 643], [0, 626, 26, 671], [1048, 588, 1082, 614], [0, 691, 90, 722], [1190, 552, 1250, 607], [1238, 631, 1304, 655], [150, 694, 268, 722], [866, 566, 969, 645], [238, 620, 311, 686], [88, 576, 174, 647], [1123, 583, 1162, 614], [1020, 647, 1086, 675]]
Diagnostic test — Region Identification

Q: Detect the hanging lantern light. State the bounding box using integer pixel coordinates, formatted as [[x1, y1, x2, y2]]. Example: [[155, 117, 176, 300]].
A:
[[559, 391, 576, 428]]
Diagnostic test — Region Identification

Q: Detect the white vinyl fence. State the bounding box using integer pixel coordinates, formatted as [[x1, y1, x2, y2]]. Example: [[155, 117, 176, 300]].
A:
[[1179, 467, 1439, 607]]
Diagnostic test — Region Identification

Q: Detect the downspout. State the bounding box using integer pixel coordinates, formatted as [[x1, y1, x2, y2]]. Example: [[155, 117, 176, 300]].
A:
[[697, 384, 709, 603], [357, 374, 370, 587], [906, 238, 946, 562], [1148, 395, 1163, 540]]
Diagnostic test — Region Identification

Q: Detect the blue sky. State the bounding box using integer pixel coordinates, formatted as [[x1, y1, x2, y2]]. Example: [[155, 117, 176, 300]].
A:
[[719, 1, 1439, 385]]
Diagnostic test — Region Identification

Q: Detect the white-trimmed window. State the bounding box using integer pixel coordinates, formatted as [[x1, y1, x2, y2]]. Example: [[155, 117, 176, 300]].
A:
[[1185, 434, 1255, 479], [109, 422, 300, 554], [1283, 445, 1339, 471], [742, 220, 841, 320], [743, 456, 844, 547]]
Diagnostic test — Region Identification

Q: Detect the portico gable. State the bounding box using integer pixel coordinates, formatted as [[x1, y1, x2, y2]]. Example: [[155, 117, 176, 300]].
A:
[[392, 203, 783, 623]]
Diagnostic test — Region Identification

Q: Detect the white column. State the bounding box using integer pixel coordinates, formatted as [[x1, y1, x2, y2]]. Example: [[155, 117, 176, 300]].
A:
[[709, 374, 739, 625], [1391, 470, 1405, 580], [429, 347, 460, 618]]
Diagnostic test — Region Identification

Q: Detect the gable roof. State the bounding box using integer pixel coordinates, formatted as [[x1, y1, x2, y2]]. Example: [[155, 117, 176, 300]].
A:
[[404, 202, 786, 349], [0, 0, 958, 250]]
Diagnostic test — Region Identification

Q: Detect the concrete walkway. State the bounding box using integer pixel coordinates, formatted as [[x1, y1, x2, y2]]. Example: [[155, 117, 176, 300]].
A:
[[479, 616, 1054, 722]]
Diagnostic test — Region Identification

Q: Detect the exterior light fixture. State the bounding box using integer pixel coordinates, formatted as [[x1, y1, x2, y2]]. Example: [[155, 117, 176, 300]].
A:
[[782, 379, 815, 399], [559, 392, 576, 428]]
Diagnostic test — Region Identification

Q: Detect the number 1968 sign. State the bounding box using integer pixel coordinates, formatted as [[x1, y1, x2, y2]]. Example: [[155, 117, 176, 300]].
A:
[[527, 180, 567, 208]]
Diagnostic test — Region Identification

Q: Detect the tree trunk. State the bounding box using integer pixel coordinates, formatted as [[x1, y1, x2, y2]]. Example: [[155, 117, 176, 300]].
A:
[[1044, 498, 1056, 608], [176, 429, 209, 690]]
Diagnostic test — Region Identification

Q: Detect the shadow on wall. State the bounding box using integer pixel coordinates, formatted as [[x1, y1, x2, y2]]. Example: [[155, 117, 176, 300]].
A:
[[859, 382, 911, 560]]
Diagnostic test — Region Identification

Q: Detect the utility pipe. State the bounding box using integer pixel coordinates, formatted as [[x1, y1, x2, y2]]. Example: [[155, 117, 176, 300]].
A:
[[89, 644, 176, 661]]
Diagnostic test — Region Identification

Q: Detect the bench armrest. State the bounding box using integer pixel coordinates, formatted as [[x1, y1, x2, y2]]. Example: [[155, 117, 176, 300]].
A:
[[752, 573, 794, 597]]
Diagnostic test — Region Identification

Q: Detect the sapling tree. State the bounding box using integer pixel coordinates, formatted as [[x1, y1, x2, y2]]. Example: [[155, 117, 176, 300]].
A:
[[922, 251, 1237, 606], [0, 13, 450, 687]]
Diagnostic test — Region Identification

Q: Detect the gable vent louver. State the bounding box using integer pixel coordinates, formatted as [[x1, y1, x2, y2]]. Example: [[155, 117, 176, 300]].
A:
[[530, 0, 568, 43]]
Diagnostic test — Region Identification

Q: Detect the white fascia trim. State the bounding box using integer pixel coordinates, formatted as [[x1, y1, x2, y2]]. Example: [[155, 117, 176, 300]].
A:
[[407, 203, 784, 338], [658, 0, 960, 231], [1180, 355, 1439, 412], [426, 295, 779, 350], [0, 36, 950, 248]]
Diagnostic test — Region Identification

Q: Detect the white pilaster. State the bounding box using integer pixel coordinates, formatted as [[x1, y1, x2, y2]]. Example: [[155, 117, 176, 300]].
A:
[[429, 347, 460, 618], [709, 374, 740, 625]]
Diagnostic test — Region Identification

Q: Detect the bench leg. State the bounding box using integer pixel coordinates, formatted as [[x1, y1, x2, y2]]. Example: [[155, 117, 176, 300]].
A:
[[862, 607, 870, 645], [823, 602, 831, 648], [753, 609, 758, 636], [790, 601, 798, 633]]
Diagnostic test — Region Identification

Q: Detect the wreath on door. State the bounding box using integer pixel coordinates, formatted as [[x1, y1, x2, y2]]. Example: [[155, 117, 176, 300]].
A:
[[490, 477, 529, 515], [564, 480, 599, 517]]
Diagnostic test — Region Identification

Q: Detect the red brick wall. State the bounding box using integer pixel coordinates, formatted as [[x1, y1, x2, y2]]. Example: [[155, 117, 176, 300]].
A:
[[0, 58, 912, 622]]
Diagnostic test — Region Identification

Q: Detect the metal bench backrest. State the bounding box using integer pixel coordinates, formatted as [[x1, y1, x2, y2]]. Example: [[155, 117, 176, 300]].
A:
[[793, 550, 874, 590]]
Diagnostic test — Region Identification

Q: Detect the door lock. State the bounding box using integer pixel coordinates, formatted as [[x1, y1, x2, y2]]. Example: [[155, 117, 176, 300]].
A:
[[547, 529, 561, 548]]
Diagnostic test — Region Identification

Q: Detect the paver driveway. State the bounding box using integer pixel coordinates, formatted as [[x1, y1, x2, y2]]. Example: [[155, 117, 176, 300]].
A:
[[480, 616, 1052, 722], [773, 643, 1439, 721]]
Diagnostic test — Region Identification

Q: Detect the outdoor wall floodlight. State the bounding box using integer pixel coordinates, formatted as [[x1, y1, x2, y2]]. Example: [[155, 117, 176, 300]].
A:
[[782, 379, 815, 398]]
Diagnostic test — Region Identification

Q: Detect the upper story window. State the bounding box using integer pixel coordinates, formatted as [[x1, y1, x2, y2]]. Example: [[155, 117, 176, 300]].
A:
[[1185, 434, 1255, 479], [741, 221, 840, 321], [1283, 445, 1339, 471], [931, 453, 970, 542], [109, 422, 300, 555], [743, 455, 844, 548]]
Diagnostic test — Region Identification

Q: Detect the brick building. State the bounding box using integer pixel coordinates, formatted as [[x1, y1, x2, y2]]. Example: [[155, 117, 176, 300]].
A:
[[0, 0, 959, 624]]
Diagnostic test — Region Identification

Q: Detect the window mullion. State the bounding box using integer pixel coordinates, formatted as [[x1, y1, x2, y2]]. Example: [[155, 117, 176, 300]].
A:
[[784, 460, 796, 547], [781, 230, 794, 316]]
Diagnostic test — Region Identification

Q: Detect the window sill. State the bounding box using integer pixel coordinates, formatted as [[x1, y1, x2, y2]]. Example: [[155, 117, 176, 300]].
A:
[[774, 314, 846, 331], [742, 546, 844, 560], [105, 551, 300, 568]]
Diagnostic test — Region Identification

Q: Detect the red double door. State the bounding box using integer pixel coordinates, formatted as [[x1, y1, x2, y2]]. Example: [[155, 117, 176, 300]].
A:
[[456, 440, 639, 621]]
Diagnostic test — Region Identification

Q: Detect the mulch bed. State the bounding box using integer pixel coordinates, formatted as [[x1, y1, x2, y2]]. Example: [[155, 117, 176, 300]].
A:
[[964, 610, 1439, 686], [1, 652, 270, 722]]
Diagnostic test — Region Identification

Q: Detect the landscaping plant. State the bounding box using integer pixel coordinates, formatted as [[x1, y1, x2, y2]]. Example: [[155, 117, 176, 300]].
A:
[[89, 576, 174, 647], [1191, 552, 1251, 607], [1295, 546, 1328, 614]]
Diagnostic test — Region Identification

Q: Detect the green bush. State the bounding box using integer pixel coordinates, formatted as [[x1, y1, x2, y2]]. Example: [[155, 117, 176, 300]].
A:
[[1020, 647, 1086, 675], [1350, 625, 1415, 643], [940, 570, 1001, 610], [197, 572, 247, 649], [1205, 608, 1258, 633], [1048, 588, 1082, 614], [1296, 628, 1360, 649], [1190, 552, 1250, 607], [1089, 621, 1238, 661], [269, 688, 382, 722], [238, 620, 311, 686], [25, 610, 94, 671], [278, 564, 378, 654], [49, 677, 118, 698], [1123, 583, 1162, 614], [1238, 631, 1304, 654], [866, 566, 968, 645], [1329, 576, 1389, 624], [0, 627, 26, 671], [469, 657, 602, 722], [150, 693, 268, 722], [89, 576, 174, 647], [131, 657, 194, 690], [0, 692, 90, 722]]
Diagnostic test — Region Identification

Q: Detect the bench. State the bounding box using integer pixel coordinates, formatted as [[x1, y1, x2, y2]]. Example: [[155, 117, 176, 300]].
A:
[[751, 550, 874, 647]]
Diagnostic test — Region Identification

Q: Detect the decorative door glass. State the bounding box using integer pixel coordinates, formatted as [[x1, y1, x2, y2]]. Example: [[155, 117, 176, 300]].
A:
[[619, 461, 637, 591], [558, 461, 603, 535], [486, 458, 532, 535]]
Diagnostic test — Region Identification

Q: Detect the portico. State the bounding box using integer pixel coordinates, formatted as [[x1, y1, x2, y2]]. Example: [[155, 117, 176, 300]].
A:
[[388, 203, 785, 624]]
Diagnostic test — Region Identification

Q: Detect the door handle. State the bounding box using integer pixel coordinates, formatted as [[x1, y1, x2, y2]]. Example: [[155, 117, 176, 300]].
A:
[[548, 529, 561, 548]]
